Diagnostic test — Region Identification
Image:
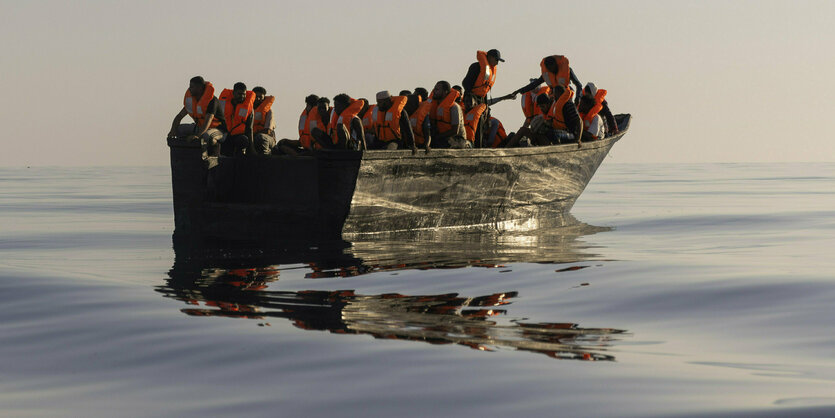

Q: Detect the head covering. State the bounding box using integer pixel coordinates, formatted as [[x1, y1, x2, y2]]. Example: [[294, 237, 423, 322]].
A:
[[376, 90, 391, 100], [487, 49, 505, 62], [584, 82, 598, 97]]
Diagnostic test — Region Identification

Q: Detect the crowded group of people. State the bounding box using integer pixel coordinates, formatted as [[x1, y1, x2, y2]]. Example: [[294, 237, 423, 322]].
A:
[[167, 50, 619, 157]]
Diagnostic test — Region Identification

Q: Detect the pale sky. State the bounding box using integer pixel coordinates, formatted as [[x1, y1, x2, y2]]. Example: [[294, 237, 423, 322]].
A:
[[2, 0, 833, 166]]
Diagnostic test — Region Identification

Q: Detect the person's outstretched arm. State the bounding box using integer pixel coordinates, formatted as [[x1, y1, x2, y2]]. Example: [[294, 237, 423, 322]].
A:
[[168, 107, 188, 139]]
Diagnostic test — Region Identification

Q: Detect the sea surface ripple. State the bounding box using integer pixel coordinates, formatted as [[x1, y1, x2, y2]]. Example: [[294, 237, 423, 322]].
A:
[[1, 163, 834, 417]]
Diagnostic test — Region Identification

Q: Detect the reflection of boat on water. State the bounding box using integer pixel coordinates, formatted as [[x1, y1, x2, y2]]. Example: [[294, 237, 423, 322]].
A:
[[171, 214, 611, 278], [168, 115, 630, 241], [159, 220, 627, 361], [344, 213, 612, 273]]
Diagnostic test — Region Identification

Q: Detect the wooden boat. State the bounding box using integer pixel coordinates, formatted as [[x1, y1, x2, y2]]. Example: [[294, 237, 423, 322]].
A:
[[167, 114, 631, 241]]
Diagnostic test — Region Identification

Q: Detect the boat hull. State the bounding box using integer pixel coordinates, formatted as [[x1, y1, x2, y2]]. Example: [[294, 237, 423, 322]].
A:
[[168, 115, 630, 241]]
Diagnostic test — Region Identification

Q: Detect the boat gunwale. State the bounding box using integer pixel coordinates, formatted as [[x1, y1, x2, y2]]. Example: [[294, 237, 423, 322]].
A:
[[168, 113, 631, 162]]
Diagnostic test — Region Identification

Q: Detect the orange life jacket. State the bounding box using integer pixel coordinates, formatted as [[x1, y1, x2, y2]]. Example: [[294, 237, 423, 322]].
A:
[[579, 89, 607, 139], [373, 96, 408, 142], [545, 88, 575, 131], [183, 82, 221, 129], [471, 50, 497, 98], [253, 96, 275, 133], [579, 89, 607, 124], [521, 84, 551, 123], [430, 89, 460, 134], [307, 106, 329, 150], [361, 104, 376, 134], [463, 103, 487, 143], [219, 89, 255, 136], [298, 107, 313, 149], [489, 117, 507, 148], [409, 101, 433, 145], [328, 98, 365, 145], [540, 55, 571, 88]]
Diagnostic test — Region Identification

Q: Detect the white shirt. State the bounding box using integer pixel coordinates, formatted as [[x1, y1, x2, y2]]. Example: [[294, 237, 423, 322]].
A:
[[449, 103, 465, 137], [586, 114, 605, 139], [263, 109, 275, 131]]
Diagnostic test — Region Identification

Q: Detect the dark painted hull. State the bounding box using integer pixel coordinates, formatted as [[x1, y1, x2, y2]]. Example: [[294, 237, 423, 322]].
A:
[[168, 115, 630, 241]]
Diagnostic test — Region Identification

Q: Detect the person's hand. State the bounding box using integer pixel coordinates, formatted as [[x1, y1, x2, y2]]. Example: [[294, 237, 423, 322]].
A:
[[184, 134, 199, 142], [511, 93, 518, 100], [577, 140, 582, 149], [411, 145, 417, 155], [424, 146, 431, 155]]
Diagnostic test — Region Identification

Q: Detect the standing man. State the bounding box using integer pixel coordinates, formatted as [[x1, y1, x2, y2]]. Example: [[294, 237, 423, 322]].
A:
[[251, 86, 275, 155], [461, 50, 515, 148], [167, 76, 225, 159], [513, 55, 584, 104], [461, 49, 515, 105], [218, 82, 255, 156]]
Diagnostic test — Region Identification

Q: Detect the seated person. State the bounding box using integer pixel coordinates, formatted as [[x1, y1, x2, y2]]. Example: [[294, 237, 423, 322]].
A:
[[462, 93, 487, 147], [315, 93, 365, 150], [251, 86, 276, 155], [305, 97, 332, 151], [370, 91, 416, 151], [428, 81, 467, 149], [578, 82, 618, 141], [404, 93, 420, 116], [358, 99, 377, 145], [506, 84, 581, 147], [408, 94, 433, 152], [276, 94, 319, 156], [218, 82, 255, 156], [520, 81, 550, 128], [167, 76, 225, 159], [413, 87, 429, 102], [487, 117, 509, 148], [452, 85, 464, 107]]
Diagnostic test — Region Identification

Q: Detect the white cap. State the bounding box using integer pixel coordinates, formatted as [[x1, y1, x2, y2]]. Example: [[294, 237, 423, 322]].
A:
[[376, 90, 391, 100], [584, 82, 598, 97]]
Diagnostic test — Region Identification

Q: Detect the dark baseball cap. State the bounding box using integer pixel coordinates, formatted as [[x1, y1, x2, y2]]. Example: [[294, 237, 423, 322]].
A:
[[487, 49, 505, 62]]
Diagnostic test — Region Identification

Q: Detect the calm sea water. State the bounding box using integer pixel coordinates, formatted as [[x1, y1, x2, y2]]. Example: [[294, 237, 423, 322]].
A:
[[1, 163, 834, 417]]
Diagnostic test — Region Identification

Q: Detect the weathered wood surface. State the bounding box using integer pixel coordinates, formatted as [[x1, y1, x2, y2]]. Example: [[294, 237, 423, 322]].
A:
[[168, 114, 630, 241]]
